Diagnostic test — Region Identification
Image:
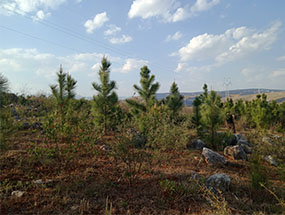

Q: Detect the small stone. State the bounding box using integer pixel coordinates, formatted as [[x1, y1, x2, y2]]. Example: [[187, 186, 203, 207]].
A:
[[99, 145, 112, 151], [265, 155, 278, 167], [11, 190, 25, 198], [71, 205, 79, 211], [33, 179, 44, 184], [262, 137, 274, 145], [190, 171, 200, 180]]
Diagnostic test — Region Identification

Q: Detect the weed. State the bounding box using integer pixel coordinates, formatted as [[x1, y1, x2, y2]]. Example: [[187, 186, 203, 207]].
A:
[[112, 136, 152, 185], [250, 153, 268, 190], [197, 181, 231, 215], [105, 197, 113, 215]]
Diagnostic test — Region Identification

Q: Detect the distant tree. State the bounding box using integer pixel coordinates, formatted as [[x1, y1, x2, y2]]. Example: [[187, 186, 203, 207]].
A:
[[92, 56, 120, 133], [165, 81, 184, 118], [201, 90, 224, 149], [191, 95, 202, 136], [126, 66, 160, 114]]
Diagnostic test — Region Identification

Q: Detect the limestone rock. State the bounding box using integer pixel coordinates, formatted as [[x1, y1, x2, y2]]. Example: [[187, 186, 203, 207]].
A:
[[224, 145, 247, 161], [188, 139, 206, 150], [202, 147, 227, 166], [11, 190, 25, 198], [205, 173, 231, 192], [265, 155, 278, 167]]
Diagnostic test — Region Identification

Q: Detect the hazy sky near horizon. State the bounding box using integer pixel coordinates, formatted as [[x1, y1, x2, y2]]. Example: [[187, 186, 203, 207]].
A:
[[1, 0, 285, 97]]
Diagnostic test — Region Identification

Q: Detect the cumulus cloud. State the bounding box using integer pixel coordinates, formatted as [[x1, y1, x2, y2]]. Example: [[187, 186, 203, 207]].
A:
[[128, 0, 220, 22], [104, 25, 122, 36], [84, 12, 109, 33], [119, 58, 148, 73], [0, 0, 66, 17], [176, 21, 282, 64], [270, 69, 285, 78], [109, 35, 133, 44], [32, 10, 51, 21], [165, 31, 183, 42], [191, 0, 220, 13], [277, 56, 285, 61]]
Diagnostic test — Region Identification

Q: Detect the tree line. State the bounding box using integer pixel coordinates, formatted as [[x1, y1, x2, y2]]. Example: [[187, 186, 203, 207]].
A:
[[1, 56, 285, 149]]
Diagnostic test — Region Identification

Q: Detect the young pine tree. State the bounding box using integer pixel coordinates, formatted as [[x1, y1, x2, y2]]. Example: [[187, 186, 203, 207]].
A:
[[50, 65, 77, 118], [92, 57, 119, 133], [191, 96, 202, 136], [201, 90, 224, 150], [165, 82, 184, 115], [126, 66, 160, 114]]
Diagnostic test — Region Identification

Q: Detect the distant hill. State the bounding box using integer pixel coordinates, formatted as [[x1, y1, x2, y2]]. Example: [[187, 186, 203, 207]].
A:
[[156, 89, 285, 106]]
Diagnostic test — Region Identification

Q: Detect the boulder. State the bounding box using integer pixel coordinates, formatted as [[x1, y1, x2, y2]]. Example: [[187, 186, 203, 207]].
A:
[[264, 155, 278, 167], [202, 147, 227, 166], [205, 173, 231, 193], [188, 139, 206, 150], [238, 142, 252, 154], [224, 145, 248, 161]]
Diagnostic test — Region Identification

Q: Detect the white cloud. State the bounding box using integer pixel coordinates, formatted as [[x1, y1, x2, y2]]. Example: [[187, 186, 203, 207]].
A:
[[119, 58, 148, 73], [0, 0, 66, 16], [128, 0, 220, 23], [84, 12, 109, 33], [177, 21, 282, 64], [165, 31, 183, 42], [104, 25, 122, 36], [91, 63, 100, 71], [277, 56, 285, 61], [109, 35, 133, 44], [32, 10, 50, 21], [270, 69, 285, 78], [190, 0, 220, 14]]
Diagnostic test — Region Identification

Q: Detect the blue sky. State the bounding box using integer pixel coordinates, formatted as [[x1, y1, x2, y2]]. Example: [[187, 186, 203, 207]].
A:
[[0, 0, 285, 97]]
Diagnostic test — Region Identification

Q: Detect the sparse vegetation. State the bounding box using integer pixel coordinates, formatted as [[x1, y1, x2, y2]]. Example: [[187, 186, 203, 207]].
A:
[[1, 58, 285, 214]]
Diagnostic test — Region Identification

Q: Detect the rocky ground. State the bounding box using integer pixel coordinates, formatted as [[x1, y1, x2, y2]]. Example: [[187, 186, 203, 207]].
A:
[[1, 124, 285, 214]]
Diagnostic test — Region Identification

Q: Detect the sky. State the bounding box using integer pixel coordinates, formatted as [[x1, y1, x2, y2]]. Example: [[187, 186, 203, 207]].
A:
[[0, 0, 285, 98]]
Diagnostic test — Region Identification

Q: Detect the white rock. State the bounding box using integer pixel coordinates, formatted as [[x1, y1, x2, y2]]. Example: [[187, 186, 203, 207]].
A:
[[11, 190, 25, 198]]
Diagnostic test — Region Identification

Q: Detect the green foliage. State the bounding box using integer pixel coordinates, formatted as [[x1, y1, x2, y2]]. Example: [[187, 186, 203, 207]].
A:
[[250, 153, 268, 190], [126, 66, 160, 114], [164, 82, 184, 120], [201, 90, 224, 149], [0, 73, 9, 107], [92, 57, 120, 133], [50, 65, 77, 116], [46, 65, 77, 144], [134, 104, 188, 150], [0, 74, 13, 151], [191, 96, 202, 136], [112, 135, 152, 184]]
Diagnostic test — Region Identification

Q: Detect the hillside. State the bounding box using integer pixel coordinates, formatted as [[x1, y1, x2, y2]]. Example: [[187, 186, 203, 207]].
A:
[[157, 89, 285, 106]]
